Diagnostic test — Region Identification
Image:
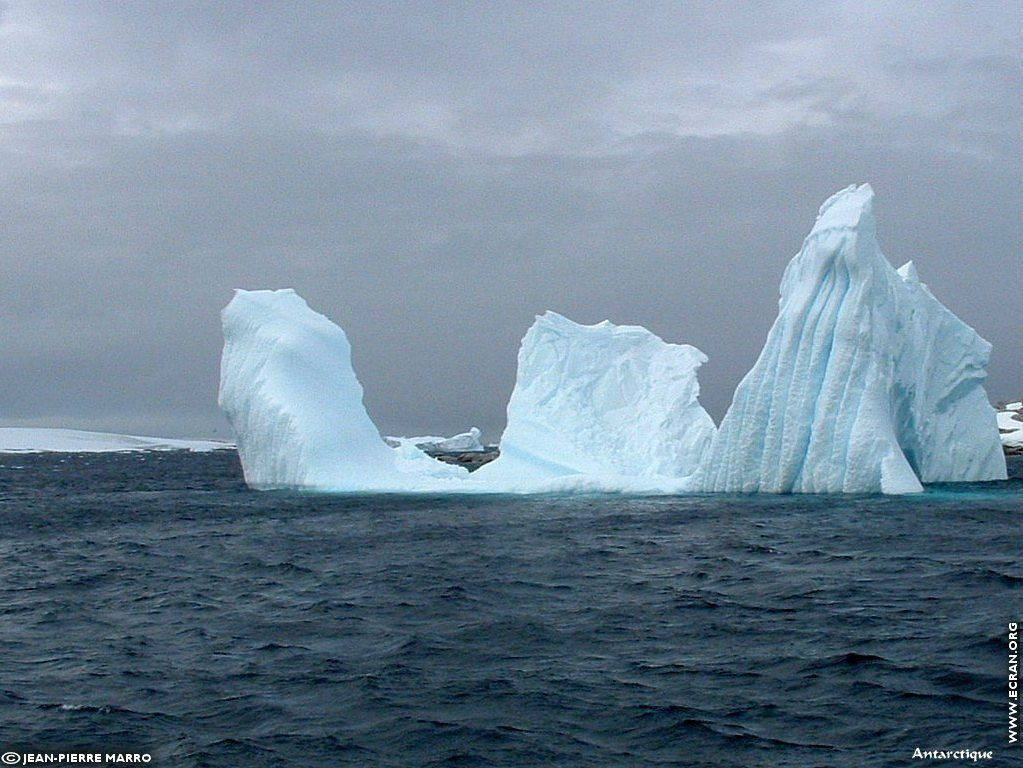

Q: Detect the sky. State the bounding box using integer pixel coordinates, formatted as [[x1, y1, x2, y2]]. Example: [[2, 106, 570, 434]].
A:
[[1, 1, 1020, 441]]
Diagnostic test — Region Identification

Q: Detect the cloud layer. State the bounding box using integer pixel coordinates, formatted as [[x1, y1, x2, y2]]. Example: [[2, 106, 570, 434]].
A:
[[2, 1, 1020, 439]]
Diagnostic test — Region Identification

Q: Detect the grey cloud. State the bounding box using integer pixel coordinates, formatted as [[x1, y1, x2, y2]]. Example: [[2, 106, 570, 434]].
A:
[[0, 1, 1020, 440]]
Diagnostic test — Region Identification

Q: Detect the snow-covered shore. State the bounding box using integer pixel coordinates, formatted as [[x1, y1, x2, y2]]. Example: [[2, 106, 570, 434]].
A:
[[0, 428, 233, 454], [998, 401, 1023, 454]]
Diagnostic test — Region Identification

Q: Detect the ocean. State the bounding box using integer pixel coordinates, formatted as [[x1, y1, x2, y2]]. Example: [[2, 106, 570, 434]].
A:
[[1, 451, 1020, 767]]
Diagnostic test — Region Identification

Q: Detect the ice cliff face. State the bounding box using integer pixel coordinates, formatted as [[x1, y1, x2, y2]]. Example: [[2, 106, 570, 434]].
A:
[[219, 185, 1006, 495], [476, 311, 714, 483], [697, 184, 1005, 493]]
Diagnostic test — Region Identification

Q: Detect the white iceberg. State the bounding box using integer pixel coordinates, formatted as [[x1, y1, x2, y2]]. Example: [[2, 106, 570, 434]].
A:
[[218, 185, 1006, 495], [475, 311, 714, 484], [696, 184, 1005, 493], [219, 289, 466, 491]]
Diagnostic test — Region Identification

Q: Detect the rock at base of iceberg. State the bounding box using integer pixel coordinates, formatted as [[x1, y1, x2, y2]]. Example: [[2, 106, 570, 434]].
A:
[[696, 184, 1006, 494], [475, 311, 715, 483]]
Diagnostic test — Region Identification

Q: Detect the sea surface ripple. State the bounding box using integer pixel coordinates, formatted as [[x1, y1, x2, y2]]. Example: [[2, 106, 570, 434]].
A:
[[0, 452, 1021, 767]]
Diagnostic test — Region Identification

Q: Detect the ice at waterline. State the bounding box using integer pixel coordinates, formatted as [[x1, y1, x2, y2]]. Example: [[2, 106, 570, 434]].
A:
[[219, 184, 1006, 494]]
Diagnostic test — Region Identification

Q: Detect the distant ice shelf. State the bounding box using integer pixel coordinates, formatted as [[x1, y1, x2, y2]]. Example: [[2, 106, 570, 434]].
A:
[[0, 428, 233, 454], [218, 184, 1007, 495]]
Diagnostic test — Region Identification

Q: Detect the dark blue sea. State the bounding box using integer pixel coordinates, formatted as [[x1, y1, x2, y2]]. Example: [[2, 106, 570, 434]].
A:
[[1, 451, 1021, 767]]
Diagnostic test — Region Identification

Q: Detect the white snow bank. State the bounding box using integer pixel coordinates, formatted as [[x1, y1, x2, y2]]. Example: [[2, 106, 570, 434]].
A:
[[696, 184, 1005, 494], [0, 428, 231, 453], [385, 427, 487, 453], [476, 311, 714, 483], [998, 403, 1023, 449]]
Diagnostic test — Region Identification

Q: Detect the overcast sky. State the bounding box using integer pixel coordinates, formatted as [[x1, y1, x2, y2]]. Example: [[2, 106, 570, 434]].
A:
[[1, 1, 1020, 440]]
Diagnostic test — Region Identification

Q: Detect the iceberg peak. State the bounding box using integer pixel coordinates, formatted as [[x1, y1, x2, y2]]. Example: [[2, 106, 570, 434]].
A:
[[812, 183, 874, 234], [218, 287, 400, 490]]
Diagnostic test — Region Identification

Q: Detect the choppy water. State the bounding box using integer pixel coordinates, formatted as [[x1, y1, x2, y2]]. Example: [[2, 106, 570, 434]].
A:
[[0, 451, 1021, 767]]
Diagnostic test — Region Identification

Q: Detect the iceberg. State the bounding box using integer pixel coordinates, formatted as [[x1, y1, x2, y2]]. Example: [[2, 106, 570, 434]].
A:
[[218, 184, 1006, 495], [696, 184, 1005, 493], [219, 289, 397, 489], [475, 311, 714, 484], [219, 289, 466, 491]]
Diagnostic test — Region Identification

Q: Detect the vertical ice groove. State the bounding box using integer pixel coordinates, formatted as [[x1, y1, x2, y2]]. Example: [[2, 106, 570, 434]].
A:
[[813, 258, 870, 492], [788, 257, 849, 490]]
